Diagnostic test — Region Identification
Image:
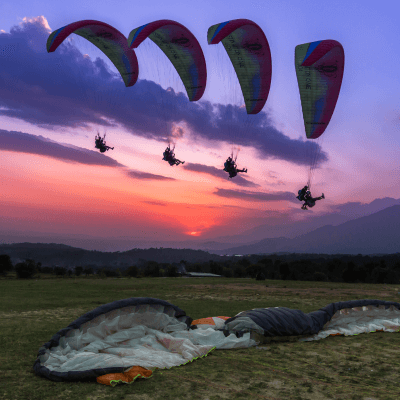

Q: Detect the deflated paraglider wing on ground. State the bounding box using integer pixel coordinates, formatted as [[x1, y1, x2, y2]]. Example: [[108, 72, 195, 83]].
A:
[[34, 298, 400, 385], [33, 297, 254, 384]]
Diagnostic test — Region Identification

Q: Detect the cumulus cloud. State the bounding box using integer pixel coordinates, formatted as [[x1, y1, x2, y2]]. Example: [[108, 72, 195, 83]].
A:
[[0, 16, 328, 170], [0, 129, 174, 182], [0, 129, 123, 167], [182, 162, 260, 187], [124, 168, 177, 181]]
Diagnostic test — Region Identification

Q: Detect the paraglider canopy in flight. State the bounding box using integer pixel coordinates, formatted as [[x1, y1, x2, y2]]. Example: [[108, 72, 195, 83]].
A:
[[295, 40, 345, 139], [128, 20, 207, 102], [207, 19, 272, 115], [47, 20, 139, 87]]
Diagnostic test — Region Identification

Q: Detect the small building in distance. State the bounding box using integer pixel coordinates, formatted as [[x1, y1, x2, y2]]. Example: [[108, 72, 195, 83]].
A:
[[181, 272, 222, 278], [174, 262, 222, 278]]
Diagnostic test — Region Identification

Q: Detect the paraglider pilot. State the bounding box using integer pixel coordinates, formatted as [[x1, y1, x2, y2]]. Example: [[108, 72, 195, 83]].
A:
[[95, 132, 114, 153], [296, 185, 325, 210], [163, 145, 185, 166], [223, 156, 247, 179]]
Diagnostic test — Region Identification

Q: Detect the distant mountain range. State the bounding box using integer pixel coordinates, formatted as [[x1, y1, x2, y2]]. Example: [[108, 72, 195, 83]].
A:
[[0, 243, 229, 269], [0, 198, 399, 258], [206, 197, 400, 247], [209, 205, 400, 255]]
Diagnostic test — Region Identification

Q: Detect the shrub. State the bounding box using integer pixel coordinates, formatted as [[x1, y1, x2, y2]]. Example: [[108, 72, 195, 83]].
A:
[[0, 254, 13, 277], [15, 259, 39, 279]]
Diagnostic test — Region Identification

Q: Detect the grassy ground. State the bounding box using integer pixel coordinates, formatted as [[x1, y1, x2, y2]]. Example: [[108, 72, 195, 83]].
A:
[[1, 275, 400, 400]]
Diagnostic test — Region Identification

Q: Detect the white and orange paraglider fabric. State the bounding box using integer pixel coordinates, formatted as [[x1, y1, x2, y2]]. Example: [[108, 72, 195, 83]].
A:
[[34, 298, 400, 386]]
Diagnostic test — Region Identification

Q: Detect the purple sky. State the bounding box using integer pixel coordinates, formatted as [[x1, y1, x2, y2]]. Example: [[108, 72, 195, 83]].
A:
[[0, 0, 399, 251]]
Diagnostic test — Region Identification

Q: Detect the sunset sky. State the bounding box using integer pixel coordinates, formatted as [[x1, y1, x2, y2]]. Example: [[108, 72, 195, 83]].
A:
[[1, 0, 399, 251]]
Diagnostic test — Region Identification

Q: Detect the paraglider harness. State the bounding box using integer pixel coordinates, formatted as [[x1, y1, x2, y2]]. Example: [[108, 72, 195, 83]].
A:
[[296, 186, 311, 202], [95, 133, 114, 153], [163, 146, 184, 166], [224, 156, 247, 179], [297, 186, 312, 210], [163, 146, 176, 165], [297, 186, 325, 209], [224, 157, 236, 174]]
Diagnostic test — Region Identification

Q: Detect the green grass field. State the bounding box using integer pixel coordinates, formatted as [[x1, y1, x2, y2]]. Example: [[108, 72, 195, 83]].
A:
[[1, 275, 399, 400]]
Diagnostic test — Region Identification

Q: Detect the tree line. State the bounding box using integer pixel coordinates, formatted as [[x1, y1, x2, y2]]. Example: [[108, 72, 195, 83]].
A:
[[1, 252, 400, 284]]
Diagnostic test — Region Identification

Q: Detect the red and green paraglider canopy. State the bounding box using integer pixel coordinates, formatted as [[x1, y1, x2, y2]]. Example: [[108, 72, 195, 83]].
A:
[[295, 40, 345, 187], [207, 19, 272, 115], [47, 20, 139, 87], [128, 20, 207, 102], [207, 19, 272, 177], [295, 40, 345, 139]]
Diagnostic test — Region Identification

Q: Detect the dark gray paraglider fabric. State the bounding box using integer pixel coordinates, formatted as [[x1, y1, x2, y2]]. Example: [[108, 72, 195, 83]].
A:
[[34, 298, 400, 382], [223, 299, 400, 340]]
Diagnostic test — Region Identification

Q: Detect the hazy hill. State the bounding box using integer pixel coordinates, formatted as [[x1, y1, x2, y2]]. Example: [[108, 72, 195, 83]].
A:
[[204, 197, 400, 247], [1, 197, 399, 253], [209, 205, 400, 255], [0, 243, 230, 269], [1, 202, 399, 265]]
